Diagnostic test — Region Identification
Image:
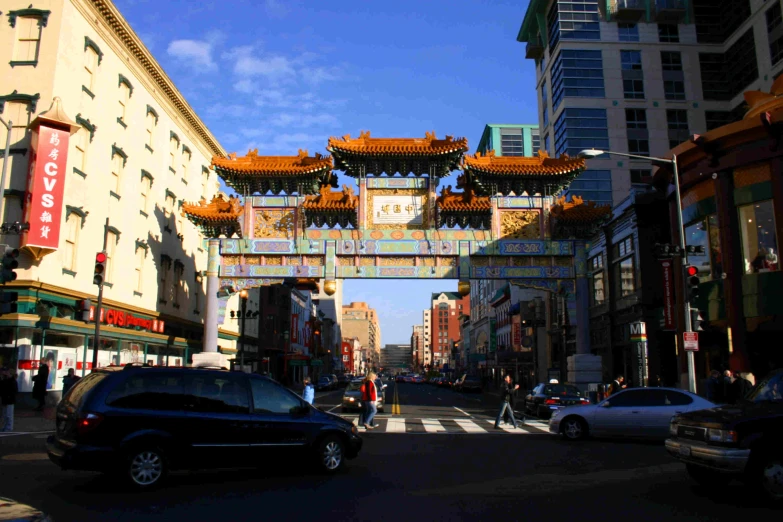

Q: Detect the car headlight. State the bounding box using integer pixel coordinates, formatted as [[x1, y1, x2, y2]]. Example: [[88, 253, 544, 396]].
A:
[[707, 428, 738, 443], [347, 397, 355, 402], [669, 421, 678, 436]]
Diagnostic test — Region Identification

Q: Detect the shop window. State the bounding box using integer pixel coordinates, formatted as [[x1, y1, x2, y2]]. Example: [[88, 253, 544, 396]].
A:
[[739, 200, 779, 273], [63, 212, 80, 272], [589, 254, 605, 305], [685, 215, 721, 281]]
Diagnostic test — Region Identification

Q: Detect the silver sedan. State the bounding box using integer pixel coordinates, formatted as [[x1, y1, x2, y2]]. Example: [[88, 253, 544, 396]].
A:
[[549, 387, 715, 441]]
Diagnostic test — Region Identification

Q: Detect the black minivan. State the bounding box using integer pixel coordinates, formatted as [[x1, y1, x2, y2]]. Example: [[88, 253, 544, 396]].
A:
[[46, 365, 362, 489]]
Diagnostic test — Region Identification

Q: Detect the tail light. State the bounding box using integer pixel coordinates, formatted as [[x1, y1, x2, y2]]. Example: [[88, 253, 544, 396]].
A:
[[545, 399, 559, 405], [76, 413, 104, 435], [579, 398, 590, 405]]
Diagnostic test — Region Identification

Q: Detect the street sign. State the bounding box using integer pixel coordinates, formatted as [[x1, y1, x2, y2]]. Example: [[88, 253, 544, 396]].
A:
[[683, 332, 699, 352]]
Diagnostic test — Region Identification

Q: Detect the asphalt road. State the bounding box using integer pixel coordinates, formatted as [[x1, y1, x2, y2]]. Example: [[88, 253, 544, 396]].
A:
[[0, 381, 777, 521]]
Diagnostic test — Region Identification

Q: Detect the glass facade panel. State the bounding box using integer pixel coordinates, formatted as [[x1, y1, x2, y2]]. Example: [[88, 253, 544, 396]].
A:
[[700, 29, 758, 101], [547, 0, 601, 51], [618, 23, 639, 42], [616, 257, 635, 297], [551, 50, 605, 110], [531, 130, 541, 155], [554, 108, 609, 159], [739, 200, 779, 273], [567, 170, 612, 206], [500, 128, 524, 156], [658, 23, 679, 43], [661, 51, 682, 71], [541, 82, 549, 128], [767, 1, 783, 67]]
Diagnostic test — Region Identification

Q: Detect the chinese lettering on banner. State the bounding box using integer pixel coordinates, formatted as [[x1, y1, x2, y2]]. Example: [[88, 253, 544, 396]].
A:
[[291, 314, 298, 343], [661, 259, 675, 330], [512, 315, 522, 351], [22, 125, 70, 251]]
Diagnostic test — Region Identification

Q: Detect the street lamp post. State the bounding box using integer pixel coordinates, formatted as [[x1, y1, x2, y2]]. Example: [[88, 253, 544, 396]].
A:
[[231, 289, 259, 372], [579, 149, 696, 393]]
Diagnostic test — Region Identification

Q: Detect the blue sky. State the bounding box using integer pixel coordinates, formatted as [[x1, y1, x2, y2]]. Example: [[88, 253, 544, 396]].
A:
[[114, 0, 538, 343]]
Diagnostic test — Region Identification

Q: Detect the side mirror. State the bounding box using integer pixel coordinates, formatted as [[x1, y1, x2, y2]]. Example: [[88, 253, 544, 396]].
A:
[[600, 401, 611, 408]]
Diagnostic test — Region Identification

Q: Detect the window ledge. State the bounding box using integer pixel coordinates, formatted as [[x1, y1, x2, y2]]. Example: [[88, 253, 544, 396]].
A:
[[117, 117, 127, 129], [173, 303, 181, 309], [82, 85, 95, 99], [133, 291, 143, 297], [140, 210, 148, 218], [103, 282, 114, 288], [158, 298, 168, 305], [169, 167, 176, 174], [73, 167, 87, 179], [110, 191, 121, 200], [193, 310, 201, 315], [181, 178, 188, 185], [145, 144, 154, 153], [10, 60, 37, 67], [62, 268, 77, 277]]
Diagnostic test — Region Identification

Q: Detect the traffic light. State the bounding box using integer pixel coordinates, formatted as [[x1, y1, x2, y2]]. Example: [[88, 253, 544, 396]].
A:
[[0, 291, 17, 314], [78, 299, 92, 322], [690, 308, 705, 331], [93, 251, 107, 286], [684, 265, 700, 305], [0, 245, 19, 284]]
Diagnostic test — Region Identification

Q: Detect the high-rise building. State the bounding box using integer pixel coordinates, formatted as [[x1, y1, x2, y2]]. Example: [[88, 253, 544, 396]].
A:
[[341, 302, 381, 370], [429, 292, 470, 369], [0, 0, 237, 400], [411, 324, 424, 369], [422, 309, 432, 366], [518, 0, 783, 208], [476, 124, 541, 156], [380, 344, 412, 371]]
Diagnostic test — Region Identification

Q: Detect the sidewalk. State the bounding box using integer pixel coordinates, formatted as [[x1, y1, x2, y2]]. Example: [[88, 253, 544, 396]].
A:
[[3, 406, 56, 433]]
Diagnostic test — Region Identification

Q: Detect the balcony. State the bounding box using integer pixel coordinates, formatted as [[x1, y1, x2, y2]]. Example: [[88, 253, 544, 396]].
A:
[[610, 0, 646, 22], [654, 0, 686, 22], [526, 37, 544, 60]]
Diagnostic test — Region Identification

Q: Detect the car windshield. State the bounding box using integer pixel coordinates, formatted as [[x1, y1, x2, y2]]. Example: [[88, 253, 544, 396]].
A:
[[318, 377, 330, 383], [64, 372, 108, 409], [347, 381, 364, 391], [746, 373, 783, 402], [543, 384, 582, 396]]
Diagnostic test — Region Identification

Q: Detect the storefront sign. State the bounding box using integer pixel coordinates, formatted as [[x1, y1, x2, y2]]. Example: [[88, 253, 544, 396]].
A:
[[371, 195, 424, 225], [511, 315, 522, 351], [22, 124, 70, 251], [629, 321, 648, 388], [661, 259, 675, 330], [291, 314, 299, 343], [89, 306, 165, 333]]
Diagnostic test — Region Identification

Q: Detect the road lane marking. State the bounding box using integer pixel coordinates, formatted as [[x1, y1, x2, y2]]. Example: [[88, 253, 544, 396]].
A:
[[385, 418, 406, 433], [392, 383, 401, 415], [437, 397, 442, 401], [453, 407, 471, 417], [327, 404, 342, 412], [453, 419, 485, 433], [421, 419, 446, 433]]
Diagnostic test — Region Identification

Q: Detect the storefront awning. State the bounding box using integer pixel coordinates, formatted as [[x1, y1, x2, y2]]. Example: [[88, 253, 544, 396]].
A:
[[489, 284, 510, 307]]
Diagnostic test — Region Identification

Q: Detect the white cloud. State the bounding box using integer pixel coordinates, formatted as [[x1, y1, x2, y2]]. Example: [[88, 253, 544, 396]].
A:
[[223, 46, 296, 81], [167, 39, 216, 69], [240, 132, 328, 155], [267, 112, 339, 128]]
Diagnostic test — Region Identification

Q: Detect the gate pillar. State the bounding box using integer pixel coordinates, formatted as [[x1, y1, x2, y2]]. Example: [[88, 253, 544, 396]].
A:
[[203, 238, 221, 353]]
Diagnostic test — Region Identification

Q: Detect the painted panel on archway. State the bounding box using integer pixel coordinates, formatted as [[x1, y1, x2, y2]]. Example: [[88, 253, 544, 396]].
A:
[[366, 178, 428, 189], [472, 266, 573, 279], [221, 265, 323, 278], [372, 195, 424, 225], [337, 266, 458, 278], [495, 240, 573, 256]]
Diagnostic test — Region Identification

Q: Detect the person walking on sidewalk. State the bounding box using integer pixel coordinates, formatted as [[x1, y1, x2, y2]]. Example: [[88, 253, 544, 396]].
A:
[[302, 377, 315, 405], [1, 368, 18, 432], [361, 372, 378, 430], [32, 363, 49, 411], [62, 368, 80, 398], [495, 374, 520, 429]]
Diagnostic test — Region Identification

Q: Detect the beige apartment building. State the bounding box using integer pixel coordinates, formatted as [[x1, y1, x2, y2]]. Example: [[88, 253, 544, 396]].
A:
[[0, 0, 241, 398], [341, 302, 381, 370]]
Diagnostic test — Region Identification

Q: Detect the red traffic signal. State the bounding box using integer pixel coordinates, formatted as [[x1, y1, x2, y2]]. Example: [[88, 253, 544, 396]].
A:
[[95, 252, 107, 263], [94, 251, 107, 286], [686, 265, 699, 278]]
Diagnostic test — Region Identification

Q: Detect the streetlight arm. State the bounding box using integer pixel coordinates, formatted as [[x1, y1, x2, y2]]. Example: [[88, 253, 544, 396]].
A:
[[579, 149, 673, 165]]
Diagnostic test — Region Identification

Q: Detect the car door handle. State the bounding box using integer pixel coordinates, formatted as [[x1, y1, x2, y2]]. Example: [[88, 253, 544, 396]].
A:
[[630, 411, 640, 414]]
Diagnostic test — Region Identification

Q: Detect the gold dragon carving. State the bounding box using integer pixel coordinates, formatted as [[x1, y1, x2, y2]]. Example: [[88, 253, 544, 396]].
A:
[[254, 209, 296, 239], [500, 211, 541, 240]]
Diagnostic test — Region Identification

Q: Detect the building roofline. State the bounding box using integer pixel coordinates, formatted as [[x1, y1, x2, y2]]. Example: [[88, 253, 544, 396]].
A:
[[85, 0, 226, 158], [517, 0, 548, 45]]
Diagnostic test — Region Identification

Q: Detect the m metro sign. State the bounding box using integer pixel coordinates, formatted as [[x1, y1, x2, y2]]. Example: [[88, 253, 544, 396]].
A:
[[683, 332, 699, 352]]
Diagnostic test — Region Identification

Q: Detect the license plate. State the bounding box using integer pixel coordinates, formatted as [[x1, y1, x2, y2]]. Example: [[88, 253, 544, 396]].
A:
[[679, 445, 692, 457]]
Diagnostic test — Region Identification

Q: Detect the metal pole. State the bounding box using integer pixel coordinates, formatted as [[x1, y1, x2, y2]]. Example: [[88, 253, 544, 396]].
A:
[[0, 117, 12, 229], [671, 155, 697, 393], [91, 218, 110, 370], [240, 296, 246, 371]]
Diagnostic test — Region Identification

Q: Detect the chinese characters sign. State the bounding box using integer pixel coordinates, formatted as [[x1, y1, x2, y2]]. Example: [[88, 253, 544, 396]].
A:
[[660, 259, 675, 330], [372, 195, 423, 225], [291, 314, 299, 343], [23, 125, 69, 251]]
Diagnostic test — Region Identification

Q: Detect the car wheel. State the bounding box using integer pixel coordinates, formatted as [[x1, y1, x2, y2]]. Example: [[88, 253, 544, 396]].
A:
[[686, 464, 732, 488], [317, 436, 345, 473], [749, 452, 783, 502], [126, 446, 167, 489], [560, 416, 588, 441]]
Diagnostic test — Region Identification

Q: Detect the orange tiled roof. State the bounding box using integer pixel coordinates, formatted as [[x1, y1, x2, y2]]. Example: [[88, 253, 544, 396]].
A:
[[212, 148, 333, 176], [302, 184, 359, 211], [181, 194, 244, 221], [436, 185, 491, 212], [327, 130, 469, 156], [463, 149, 585, 176], [550, 195, 611, 223]]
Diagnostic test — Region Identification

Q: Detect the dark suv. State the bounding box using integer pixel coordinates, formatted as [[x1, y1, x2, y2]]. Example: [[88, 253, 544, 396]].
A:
[[46, 365, 362, 489]]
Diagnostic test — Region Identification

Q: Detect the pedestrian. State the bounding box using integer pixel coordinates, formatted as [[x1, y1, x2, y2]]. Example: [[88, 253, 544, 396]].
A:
[[302, 376, 315, 405], [1, 368, 17, 432], [360, 372, 378, 430], [730, 372, 753, 403], [722, 370, 735, 403], [495, 374, 520, 429], [705, 370, 722, 402], [607, 375, 625, 397], [62, 368, 80, 397], [32, 363, 49, 411]]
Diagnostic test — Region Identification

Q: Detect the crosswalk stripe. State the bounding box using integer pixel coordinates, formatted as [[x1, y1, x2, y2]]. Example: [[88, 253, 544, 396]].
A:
[[421, 419, 446, 433], [385, 418, 406, 433], [453, 419, 485, 433]]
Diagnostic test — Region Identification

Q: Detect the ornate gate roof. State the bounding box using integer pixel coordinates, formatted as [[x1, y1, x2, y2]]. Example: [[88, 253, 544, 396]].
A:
[[212, 149, 333, 195], [301, 184, 359, 228], [181, 194, 244, 238]]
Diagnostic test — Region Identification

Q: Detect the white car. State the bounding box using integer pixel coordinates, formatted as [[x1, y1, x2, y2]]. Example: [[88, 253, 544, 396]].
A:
[[549, 387, 715, 441]]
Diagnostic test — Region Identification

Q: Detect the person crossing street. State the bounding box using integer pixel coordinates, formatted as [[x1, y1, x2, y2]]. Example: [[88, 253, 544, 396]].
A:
[[495, 374, 521, 429]]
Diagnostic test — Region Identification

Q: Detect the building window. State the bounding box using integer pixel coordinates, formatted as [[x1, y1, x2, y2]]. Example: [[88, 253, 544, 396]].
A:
[[625, 109, 647, 129], [4, 101, 32, 145], [170, 135, 179, 170], [658, 23, 679, 43], [111, 153, 124, 194], [105, 231, 118, 284], [546, 0, 600, 50], [173, 261, 184, 308], [145, 111, 156, 149], [165, 192, 176, 231], [661, 51, 683, 71], [83, 47, 99, 93], [627, 137, 649, 156], [159, 256, 172, 303], [614, 237, 635, 297], [589, 254, 604, 306], [664, 80, 686, 100], [621, 50, 644, 99], [181, 149, 191, 182], [71, 126, 88, 175], [667, 109, 689, 150], [621, 50, 643, 71], [767, 1, 783, 67], [554, 108, 609, 158], [530, 130, 541, 155], [140, 174, 152, 214], [685, 215, 721, 281], [118, 82, 130, 124], [618, 23, 639, 42], [739, 200, 779, 274], [694, 0, 750, 44], [500, 128, 524, 156], [630, 169, 651, 184], [135, 246, 145, 293], [13, 16, 42, 64], [63, 212, 80, 272], [551, 49, 604, 110], [201, 167, 210, 199], [541, 82, 549, 128], [566, 170, 612, 206], [699, 29, 758, 101]]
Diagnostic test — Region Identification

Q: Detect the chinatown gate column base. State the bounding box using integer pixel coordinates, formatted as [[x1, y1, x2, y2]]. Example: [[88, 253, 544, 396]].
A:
[[567, 354, 603, 393]]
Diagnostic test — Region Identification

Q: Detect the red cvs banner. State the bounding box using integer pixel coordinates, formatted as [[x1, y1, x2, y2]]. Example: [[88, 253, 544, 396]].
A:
[[661, 259, 676, 330], [23, 125, 69, 251]]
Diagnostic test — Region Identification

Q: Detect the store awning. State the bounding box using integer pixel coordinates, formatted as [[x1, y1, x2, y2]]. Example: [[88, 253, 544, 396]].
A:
[[489, 284, 510, 307]]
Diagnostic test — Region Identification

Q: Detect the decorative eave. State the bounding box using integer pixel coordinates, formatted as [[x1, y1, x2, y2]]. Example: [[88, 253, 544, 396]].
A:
[[181, 193, 244, 238], [212, 149, 333, 195], [462, 149, 586, 196], [435, 183, 491, 230], [327, 131, 468, 177], [549, 195, 612, 239], [302, 184, 359, 229]]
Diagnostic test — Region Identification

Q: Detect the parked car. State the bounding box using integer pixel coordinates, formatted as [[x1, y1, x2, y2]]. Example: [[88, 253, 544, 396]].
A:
[[342, 378, 387, 413], [0, 497, 52, 521], [665, 369, 783, 501], [524, 383, 590, 419], [452, 374, 467, 391], [46, 365, 363, 489], [459, 377, 482, 393], [549, 387, 714, 441], [395, 375, 406, 383], [316, 375, 337, 391]]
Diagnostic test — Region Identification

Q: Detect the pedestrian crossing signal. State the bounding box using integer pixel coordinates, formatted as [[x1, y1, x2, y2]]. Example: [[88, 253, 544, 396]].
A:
[[0, 245, 19, 284], [94, 251, 107, 286]]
